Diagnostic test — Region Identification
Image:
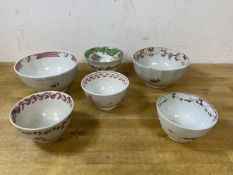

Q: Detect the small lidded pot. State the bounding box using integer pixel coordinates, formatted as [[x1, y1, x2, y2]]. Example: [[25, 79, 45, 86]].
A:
[[84, 47, 123, 71]]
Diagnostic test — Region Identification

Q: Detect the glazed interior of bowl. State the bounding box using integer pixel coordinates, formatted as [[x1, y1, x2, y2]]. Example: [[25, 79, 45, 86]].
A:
[[84, 47, 123, 63], [10, 92, 73, 129], [157, 92, 218, 130], [15, 52, 78, 78], [133, 47, 189, 70], [82, 71, 129, 95]]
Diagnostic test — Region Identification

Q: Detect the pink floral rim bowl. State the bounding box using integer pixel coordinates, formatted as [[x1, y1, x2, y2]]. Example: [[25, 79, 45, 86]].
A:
[[156, 92, 218, 143], [9, 91, 74, 143], [81, 71, 129, 111], [14, 51, 78, 91], [133, 47, 190, 88]]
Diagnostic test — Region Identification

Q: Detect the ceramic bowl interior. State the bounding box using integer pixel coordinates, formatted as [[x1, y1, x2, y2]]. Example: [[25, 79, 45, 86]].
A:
[[157, 92, 218, 130], [84, 47, 123, 63], [81, 71, 129, 95], [14, 51, 78, 78], [133, 47, 190, 70], [10, 91, 74, 129]]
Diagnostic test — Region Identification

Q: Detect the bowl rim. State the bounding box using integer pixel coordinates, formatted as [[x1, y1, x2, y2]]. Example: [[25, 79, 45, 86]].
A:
[[84, 46, 124, 63], [9, 91, 74, 131], [81, 70, 129, 97], [14, 51, 78, 80], [156, 92, 218, 131], [132, 47, 190, 71]]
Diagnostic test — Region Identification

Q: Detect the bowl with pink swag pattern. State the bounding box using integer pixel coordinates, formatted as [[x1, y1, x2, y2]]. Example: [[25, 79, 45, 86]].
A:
[[9, 91, 74, 143]]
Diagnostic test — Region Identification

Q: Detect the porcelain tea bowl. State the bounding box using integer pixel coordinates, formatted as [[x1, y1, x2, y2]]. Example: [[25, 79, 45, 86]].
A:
[[81, 71, 129, 110], [14, 51, 78, 91], [133, 47, 190, 88], [9, 91, 74, 143], [156, 92, 218, 143], [84, 47, 123, 71]]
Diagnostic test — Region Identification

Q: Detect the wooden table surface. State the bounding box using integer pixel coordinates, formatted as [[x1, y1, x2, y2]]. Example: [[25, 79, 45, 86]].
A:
[[0, 63, 233, 175]]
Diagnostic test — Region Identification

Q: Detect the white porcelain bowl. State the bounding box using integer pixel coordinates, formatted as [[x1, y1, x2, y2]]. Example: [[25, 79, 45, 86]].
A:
[[9, 91, 74, 143], [81, 71, 129, 110], [156, 92, 218, 143], [84, 47, 123, 71], [133, 47, 190, 88], [14, 51, 78, 91]]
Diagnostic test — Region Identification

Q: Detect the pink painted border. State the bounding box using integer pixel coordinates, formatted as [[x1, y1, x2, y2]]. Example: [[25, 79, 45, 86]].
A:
[[15, 51, 78, 72], [11, 92, 73, 124], [82, 72, 129, 87]]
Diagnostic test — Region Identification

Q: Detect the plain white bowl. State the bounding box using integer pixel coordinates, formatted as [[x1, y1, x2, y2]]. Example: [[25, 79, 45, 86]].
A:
[[9, 91, 74, 143], [84, 47, 123, 71], [133, 47, 190, 88], [156, 92, 218, 143], [81, 71, 129, 110], [14, 51, 78, 91]]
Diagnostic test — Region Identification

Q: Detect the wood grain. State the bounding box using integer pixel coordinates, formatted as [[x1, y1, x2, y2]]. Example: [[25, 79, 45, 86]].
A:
[[0, 63, 233, 175]]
